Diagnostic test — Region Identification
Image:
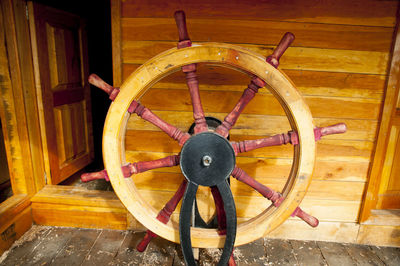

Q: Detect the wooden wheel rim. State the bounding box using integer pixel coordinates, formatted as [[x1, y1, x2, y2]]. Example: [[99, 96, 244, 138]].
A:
[[103, 42, 315, 248]]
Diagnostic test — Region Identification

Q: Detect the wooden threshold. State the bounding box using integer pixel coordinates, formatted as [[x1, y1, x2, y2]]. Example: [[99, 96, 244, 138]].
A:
[[357, 209, 400, 247], [31, 185, 127, 230]]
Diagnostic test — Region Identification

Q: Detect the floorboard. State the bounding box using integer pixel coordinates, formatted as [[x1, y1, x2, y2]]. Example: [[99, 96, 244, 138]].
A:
[[52, 228, 100, 265], [23, 227, 75, 266], [290, 240, 327, 266], [1, 226, 400, 265], [81, 229, 126, 266], [318, 242, 356, 266]]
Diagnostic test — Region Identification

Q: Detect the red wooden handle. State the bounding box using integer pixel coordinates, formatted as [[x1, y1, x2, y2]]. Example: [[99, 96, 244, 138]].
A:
[[229, 253, 237, 266], [316, 123, 347, 140], [136, 230, 157, 252], [232, 167, 319, 227], [266, 32, 295, 68], [81, 169, 109, 182], [88, 74, 119, 101], [136, 180, 187, 251], [292, 207, 319, 227], [174, 10, 190, 42]]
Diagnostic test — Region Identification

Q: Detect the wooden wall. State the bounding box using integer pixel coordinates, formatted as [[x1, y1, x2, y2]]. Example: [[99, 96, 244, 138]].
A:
[[112, 0, 399, 241]]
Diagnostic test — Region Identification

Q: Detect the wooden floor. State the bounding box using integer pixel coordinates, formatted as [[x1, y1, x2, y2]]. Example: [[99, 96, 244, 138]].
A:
[[1, 226, 399, 266]]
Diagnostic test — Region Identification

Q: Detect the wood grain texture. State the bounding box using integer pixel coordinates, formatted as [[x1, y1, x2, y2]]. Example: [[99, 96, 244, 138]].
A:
[[357, 224, 400, 247], [0, 0, 41, 195], [122, 64, 387, 100], [121, 17, 394, 51], [0, 195, 32, 255], [360, 9, 400, 222], [122, 41, 389, 74], [111, 0, 122, 86], [121, 0, 397, 27], [127, 112, 378, 141], [29, 2, 93, 184], [137, 88, 381, 120]]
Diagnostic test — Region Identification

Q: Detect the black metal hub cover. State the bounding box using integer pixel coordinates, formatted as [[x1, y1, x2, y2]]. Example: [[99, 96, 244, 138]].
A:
[[180, 132, 235, 187]]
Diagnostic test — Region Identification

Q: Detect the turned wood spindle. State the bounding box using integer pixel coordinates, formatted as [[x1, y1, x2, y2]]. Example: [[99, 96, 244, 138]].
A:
[[174, 11, 208, 133], [137, 180, 188, 252], [128, 101, 190, 146], [81, 155, 180, 183], [216, 77, 266, 138], [231, 167, 319, 227], [81, 165, 132, 183], [266, 32, 295, 68], [88, 74, 120, 101], [128, 155, 180, 174], [81, 169, 110, 182], [314, 123, 347, 141], [231, 123, 347, 154], [184, 65, 208, 134], [174, 10, 191, 48]]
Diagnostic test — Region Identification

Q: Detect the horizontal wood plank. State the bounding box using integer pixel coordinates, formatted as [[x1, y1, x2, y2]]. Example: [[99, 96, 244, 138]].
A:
[[126, 111, 378, 141], [31, 202, 127, 230], [31, 185, 123, 208], [138, 88, 381, 120], [125, 150, 370, 182], [268, 220, 360, 243], [128, 171, 365, 201], [121, 0, 397, 27], [122, 64, 386, 100], [121, 41, 389, 74], [357, 224, 400, 246], [0, 208, 32, 255], [125, 130, 374, 162], [121, 18, 394, 51]]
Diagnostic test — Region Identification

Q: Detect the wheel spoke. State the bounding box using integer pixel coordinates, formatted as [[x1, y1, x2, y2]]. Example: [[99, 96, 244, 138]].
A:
[[215, 77, 266, 138], [126, 154, 180, 175], [81, 154, 180, 182], [184, 64, 208, 133], [231, 123, 347, 154], [137, 179, 188, 252], [128, 101, 190, 146], [231, 167, 318, 227], [174, 11, 207, 133]]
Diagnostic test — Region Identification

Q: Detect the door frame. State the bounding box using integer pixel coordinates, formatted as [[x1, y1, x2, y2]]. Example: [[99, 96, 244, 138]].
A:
[[0, 0, 45, 254], [359, 9, 400, 222]]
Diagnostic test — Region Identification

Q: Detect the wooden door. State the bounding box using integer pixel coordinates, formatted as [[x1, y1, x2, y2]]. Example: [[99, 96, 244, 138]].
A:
[[377, 107, 400, 209], [29, 3, 93, 184]]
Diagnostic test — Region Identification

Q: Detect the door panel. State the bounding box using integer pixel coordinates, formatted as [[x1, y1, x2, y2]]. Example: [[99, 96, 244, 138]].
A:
[[29, 3, 93, 184]]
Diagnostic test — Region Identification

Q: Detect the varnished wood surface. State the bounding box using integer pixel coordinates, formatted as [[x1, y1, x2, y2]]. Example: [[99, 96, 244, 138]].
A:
[[1, 226, 399, 266], [28, 2, 93, 185], [360, 8, 400, 221]]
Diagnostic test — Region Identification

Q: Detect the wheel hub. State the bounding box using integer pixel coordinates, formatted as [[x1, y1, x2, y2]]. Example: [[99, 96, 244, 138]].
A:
[[180, 132, 236, 187]]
